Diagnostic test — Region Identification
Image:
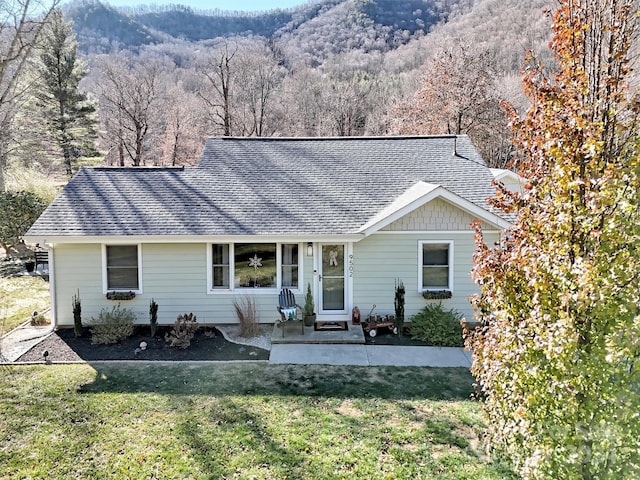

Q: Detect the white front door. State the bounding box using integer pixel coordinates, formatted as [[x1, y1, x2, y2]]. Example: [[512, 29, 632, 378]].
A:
[[317, 243, 348, 318]]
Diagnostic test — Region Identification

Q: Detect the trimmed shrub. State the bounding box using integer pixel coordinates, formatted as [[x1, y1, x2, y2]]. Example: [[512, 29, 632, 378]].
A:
[[303, 283, 315, 317], [72, 290, 82, 337], [165, 313, 198, 349], [89, 305, 136, 344], [408, 303, 464, 347], [394, 279, 406, 337], [149, 298, 158, 337]]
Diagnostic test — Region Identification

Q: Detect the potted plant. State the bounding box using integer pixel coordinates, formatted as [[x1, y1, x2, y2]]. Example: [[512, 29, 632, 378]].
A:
[[303, 282, 316, 327], [24, 257, 35, 273]]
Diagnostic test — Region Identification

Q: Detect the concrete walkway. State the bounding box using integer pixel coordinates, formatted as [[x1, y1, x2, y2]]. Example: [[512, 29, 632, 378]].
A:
[[269, 344, 471, 367], [0, 322, 53, 362]]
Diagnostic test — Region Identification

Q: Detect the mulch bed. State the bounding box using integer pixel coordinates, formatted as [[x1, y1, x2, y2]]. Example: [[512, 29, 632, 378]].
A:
[[15, 325, 432, 363], [16, 326, 270, 363]]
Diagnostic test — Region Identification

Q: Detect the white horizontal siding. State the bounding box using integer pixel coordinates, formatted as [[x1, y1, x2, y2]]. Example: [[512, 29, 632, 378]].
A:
[[52, 235, 498, 328], [53, 244, 105, 325], [352, 231, 499, 322], [53, 243, 313, 327]]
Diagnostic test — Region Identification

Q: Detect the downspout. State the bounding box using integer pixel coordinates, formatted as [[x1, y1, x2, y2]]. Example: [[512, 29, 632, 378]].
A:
[[45, 243, 57, 332]]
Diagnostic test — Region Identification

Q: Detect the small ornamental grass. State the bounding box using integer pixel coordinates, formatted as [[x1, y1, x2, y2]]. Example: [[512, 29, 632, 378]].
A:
[[232, 296, 259, 337], [409, 302, 464, 347], [89, 305, 136, 345]]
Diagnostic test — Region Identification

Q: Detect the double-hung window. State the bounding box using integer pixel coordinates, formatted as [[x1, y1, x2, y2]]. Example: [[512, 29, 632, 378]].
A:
[[104, 245, 141, 292], [281, 244, 299, 288], [209, 243, 300, 292], [211, 244, 230, 289], [419, 241, 452, 291]]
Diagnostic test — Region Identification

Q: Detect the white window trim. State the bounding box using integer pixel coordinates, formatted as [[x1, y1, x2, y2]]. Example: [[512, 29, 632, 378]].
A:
[[207, 242, 303, 294], [102, 244, 143, 294], [209, 243, 231, 290], [418, 240, 453, 293]]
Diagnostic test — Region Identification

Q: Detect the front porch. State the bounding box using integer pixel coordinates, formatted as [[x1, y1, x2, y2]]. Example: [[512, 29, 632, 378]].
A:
[[271, 321, 366, 344]]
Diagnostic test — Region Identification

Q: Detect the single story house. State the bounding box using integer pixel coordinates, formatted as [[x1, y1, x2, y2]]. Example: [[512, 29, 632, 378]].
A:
[[25, 135, 509, 328]]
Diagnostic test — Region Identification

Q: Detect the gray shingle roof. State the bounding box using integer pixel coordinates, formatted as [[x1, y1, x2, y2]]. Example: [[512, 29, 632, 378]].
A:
[[26, 135, 498, 238]]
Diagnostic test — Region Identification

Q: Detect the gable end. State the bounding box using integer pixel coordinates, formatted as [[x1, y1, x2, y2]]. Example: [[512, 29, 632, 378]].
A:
[[382, 197, 478, 231]]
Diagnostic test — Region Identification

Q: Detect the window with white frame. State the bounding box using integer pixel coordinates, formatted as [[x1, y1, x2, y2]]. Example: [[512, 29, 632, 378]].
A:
[[419, 241, 452, 291], [281, 244, 299, 288], [211, 244, 230, 289], [105, 245, 140, 291], [234, 243, 277, 288], [209, 243, 300, 291]]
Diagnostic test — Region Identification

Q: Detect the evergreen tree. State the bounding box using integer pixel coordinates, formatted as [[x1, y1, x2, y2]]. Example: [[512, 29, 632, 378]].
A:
[[37, 9, 98, 176], [0, 0, 60, 190], [467, 1, 640, 478]]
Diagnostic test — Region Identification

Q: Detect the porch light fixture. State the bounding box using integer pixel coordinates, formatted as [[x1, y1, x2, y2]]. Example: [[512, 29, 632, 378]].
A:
[[306, 242, 313, 256]]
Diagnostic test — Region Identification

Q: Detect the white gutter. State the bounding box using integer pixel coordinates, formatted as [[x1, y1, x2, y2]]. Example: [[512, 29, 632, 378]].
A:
[[46, 244, 56, 330], [23, 233, 367, 244]]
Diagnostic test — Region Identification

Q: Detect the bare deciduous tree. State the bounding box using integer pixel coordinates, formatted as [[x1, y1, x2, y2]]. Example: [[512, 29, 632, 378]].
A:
[[282, 66, 382, 137], [96, 55, 165, 166], [198, 39, 236, 136], [388, 38, 513, 168], [234, 39, 285, 136], [160, 84, 206, 165]]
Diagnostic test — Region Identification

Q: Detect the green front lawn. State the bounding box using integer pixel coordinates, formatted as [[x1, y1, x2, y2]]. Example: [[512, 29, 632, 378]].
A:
[[0, 364, 515, 479]]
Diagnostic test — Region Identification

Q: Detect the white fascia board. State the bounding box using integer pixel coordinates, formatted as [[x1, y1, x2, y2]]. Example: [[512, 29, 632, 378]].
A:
[[489, 168, 509, 180], [357, 181, 510, 237], [24, 233, 367, 245], [490, 168, 526, 183]]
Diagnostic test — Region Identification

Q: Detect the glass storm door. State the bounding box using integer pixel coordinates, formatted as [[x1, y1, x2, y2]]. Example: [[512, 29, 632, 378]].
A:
[[318, 244, 347, 314]]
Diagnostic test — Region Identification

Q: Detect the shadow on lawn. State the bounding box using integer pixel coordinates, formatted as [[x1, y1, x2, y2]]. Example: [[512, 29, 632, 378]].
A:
[[79, 363, 475, 401]]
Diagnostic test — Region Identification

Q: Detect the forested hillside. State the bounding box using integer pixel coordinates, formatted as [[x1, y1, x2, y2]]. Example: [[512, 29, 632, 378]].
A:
[[65, 0, 474, 59], [1, 0, 558, 200]]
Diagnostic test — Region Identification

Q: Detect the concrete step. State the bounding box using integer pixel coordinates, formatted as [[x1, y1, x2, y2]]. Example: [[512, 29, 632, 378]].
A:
[[271, 322, 365, 344]]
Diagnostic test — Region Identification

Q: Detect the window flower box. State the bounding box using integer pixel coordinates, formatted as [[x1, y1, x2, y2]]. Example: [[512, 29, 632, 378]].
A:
[[422, 290, 452, 300], [106, 291, 136, 301]]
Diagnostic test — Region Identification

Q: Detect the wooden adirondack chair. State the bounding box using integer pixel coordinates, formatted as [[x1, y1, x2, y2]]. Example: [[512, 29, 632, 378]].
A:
[[276, 288, 304, 337], [34, 250, 49, 272]]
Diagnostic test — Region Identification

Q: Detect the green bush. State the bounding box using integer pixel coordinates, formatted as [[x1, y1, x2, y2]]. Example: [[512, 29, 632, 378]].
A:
[[89, 305, 136, 344], [408, 303, 464, 347]]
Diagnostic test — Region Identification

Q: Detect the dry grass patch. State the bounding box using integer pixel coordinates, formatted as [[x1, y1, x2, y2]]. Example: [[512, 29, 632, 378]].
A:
[[0, 276, 50, 334]]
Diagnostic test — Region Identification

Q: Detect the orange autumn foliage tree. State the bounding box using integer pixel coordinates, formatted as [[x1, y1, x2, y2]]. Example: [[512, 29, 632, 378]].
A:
[[467, 1, 640, 479]]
